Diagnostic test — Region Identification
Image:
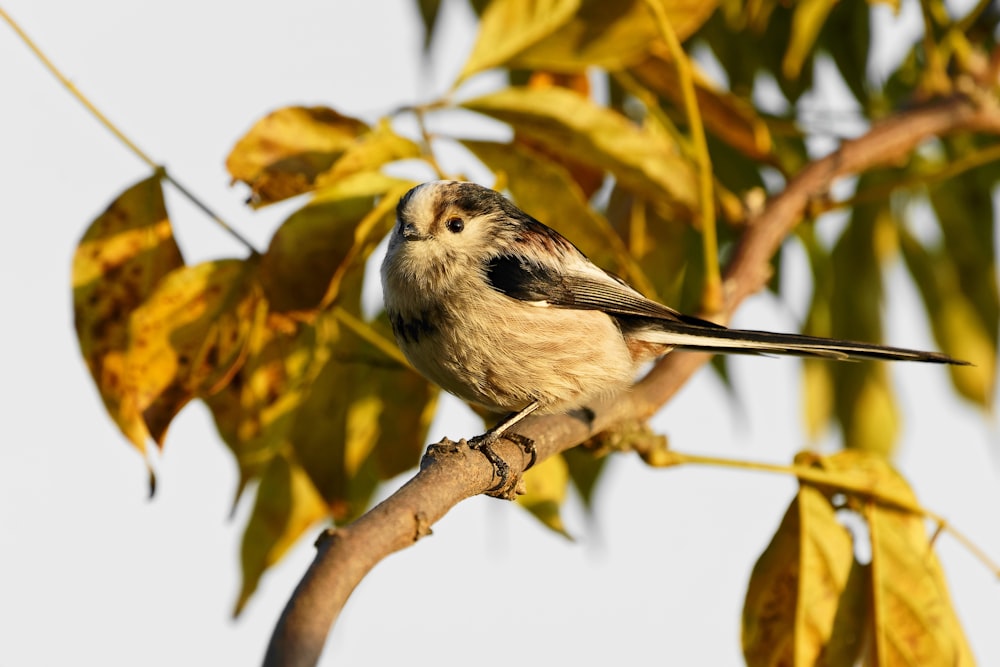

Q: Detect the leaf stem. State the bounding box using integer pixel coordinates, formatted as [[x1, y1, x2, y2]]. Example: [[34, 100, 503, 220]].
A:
[[411, 105, 448, 180], [0, 6, 259, 255], [643, 0, 721, 313], [652, 450, 1000, 577], [331, 306, 411, 368]]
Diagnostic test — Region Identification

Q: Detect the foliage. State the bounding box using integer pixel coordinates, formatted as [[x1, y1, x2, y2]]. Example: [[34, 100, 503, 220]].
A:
[[66, 0, 998, 662]]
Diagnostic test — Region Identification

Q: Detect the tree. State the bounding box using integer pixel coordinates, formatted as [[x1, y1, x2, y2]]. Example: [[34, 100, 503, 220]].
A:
[[9, 0, 997, 664]]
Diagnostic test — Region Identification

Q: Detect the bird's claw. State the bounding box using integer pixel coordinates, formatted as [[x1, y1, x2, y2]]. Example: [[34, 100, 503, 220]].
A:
[[466, 432, 537, 497]]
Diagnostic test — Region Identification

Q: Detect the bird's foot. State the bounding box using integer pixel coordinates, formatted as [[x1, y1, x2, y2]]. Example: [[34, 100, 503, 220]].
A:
[[466, 431, 537, 499]]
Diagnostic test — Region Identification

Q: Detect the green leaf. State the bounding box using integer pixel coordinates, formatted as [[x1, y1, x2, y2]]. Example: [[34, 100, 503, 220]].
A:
[[289, 309, 438, 521], [72, 174, 184, 453], [415, 0, 442, 50], [898, 226, 996, 407], [812, 175, 899, 454], [743, 485, 865, 667], [819, 0, 871, 106], [561, 446, 607, 510], [927, 155, 999, 349], [234, 453, 327, 616], [204, 312, 321, 506], [259, 173, 413, 313], [462, 86, 698, 213]]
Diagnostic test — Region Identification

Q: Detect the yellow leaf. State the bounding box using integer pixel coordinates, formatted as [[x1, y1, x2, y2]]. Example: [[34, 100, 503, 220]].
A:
[[743, 485, 865, 667], [459, 0, 581, 81], [461, 0, 718, 78], [234, 453, 328, 616], [314, 119, 421, 189], [72, 174, 184, 453], [783, 0, 838, 79], [808, 450, 916, 512], [204, 312, 322, 504], [516, 452, 571, 537], [514, 0, 717, 72], [629, 49, 773, 160], [462, 138, 655, 295], [864, 480, 975, 665], [225, 106, 370, 206], [127, 259, 262, 446], [259, 173, 413, 313], [289, 310, 438, 522], [462, 87, 698, 213]]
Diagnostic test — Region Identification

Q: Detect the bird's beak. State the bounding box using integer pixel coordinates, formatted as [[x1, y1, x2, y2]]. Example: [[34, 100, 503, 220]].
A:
[[401, 222, 425, 241]]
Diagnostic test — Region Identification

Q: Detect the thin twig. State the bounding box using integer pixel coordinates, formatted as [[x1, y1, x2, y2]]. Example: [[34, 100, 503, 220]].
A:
[[651, 450, 1000, 576], [0, 7, 259, 255]]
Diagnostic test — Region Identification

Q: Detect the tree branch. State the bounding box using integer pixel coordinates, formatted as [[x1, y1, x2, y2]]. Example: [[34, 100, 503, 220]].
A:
[[263, 92, 1000, 667]]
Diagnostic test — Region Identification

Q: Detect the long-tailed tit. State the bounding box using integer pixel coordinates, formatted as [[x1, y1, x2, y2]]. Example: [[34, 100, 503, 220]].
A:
[[381, 180, 965, 478]]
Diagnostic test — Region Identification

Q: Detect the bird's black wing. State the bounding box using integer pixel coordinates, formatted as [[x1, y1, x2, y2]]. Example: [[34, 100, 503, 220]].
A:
[[485, 254, 724, 328]]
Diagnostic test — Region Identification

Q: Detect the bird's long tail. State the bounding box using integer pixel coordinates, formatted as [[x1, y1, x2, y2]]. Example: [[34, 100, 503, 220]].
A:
[[633, 320, 968, 365]]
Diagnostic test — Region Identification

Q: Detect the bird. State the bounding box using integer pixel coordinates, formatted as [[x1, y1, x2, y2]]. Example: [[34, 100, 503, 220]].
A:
[[380, 180, 966, 485]]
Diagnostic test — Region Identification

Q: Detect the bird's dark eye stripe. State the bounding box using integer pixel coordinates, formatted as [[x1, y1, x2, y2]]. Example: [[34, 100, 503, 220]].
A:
[[446, 217, 465, 233]]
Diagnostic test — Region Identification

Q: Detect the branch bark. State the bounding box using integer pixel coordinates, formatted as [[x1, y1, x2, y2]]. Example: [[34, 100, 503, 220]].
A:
[[263, 93, 1000, 667]]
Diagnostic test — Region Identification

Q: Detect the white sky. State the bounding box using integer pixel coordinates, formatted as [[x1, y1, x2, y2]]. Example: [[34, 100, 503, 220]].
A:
[[2, 1, 998, 665]]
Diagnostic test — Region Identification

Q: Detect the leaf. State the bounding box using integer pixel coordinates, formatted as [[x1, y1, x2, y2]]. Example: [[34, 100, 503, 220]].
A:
[[462, 86, 698, 213], [461, 0, 718, 78], [899, 227, 996, 407], [561, 446, 607, 510], [289, 310, 438, 521], [743, 485, 865, 667], [127, 258, 262, 446], [458, 0, 582, 81], [859, 461, 975, 666], [819, 0, 871, 105], [628, 49, 774, 161], [225, 106, 370, 206], [259, 173, 413, 313], [511, 0, 719, 73], [799, 229, 835, 440], [204, 312, 321, 505], [783, 0, 838, 80], [72, 174, 184, 453], [314, 120, 421, 189], [462, 138, 655, 295], [517, 71, 606, 199], [816, 177, 900, 454], [415, 0, 442, 49], [234, 452, 328, 616], [803, 450, 917, 512], [516, 451, 572, 537]]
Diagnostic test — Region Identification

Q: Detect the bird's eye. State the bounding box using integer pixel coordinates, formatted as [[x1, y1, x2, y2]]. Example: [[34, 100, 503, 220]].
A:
[[446, 217, 465, 234]]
